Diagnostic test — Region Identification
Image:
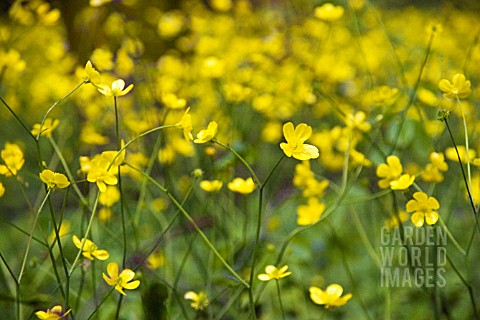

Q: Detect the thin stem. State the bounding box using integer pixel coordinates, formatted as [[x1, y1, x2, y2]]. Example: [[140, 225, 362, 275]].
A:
[[390, 27, 435, 154], [213, 140, 261, 187], [437, 216, 466, 256], [36, 81, 86, 140], [69, 193, 100, 276], [0, 97, 37, 142], [457, 96, 472, 189], [48, 136, 88, 206], [87, 288, 115, 320], [276, 280, 286, 320], [18, 189, 51, 283], [445, 254, 478, 319]]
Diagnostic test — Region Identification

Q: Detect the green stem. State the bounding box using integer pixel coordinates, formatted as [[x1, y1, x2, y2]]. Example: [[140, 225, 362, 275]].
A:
[[457, 96, 472, 189], [69, 192, 100, 276], [276, 280, 286, 320], [390, 26, 435, 154], [48, 136, 88, 206], [87, 288, 115, 320], [213, 140, 261, 187], [36, 81, 86, 140], [106, 124, 176, 171], [0, 97, 37, 142], [437, 216, 466, 256], [445, 254, 478, 319], [18, 189, 51, 283]]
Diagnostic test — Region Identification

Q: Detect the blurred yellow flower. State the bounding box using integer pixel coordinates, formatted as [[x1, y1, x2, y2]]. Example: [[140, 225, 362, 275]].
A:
[[0, 182, 4, 198], [194, 121, 217, 144], [280, 122, 319, 160], [98, 79, 134, 97], [438, 73, 471, 99], [48, 220, 70, 244], [227, 177, 256, 194], [385, 211, 409, 229], [421, 152, 448, 183], [39, 169, 70, 189], [147, 251, 165, 270], [345, 111, 371, 132], [35, 305, 71, 320], [199, 180, 223, 192], [210, 0, 232, 12], [309, 284, 352, 309], [90, 0, 113, 7], [31, 118, 60, 138], [73, 235, 110, 261], [0, 143, 25, 177], [406, 192, 440, 227], [314, 3, 344, 22], [158, 11, 185, 38], [103, 262, 140, 295], [162, 92, 186, 109], [257, 265, 292, 281], [184, 291, 209, 310], [445, 146, 475, 163], [297, 197, 325, 225], [99, 185, 120, 207]]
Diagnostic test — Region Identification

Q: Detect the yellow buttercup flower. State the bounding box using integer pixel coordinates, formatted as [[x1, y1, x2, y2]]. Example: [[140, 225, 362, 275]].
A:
[[103, 262, 140, 295], [39, 169, 70, 189], [86, 155, 118, 192], [0, 143, 25, 177], [389, 174, 415, 190], [406, 192, 440, 227], [297, 197, 325, 225], [83, 60, 101, 87], [176, 107, 193, 141], [72, 235, 110, 261], [314, 3, 344, 22], [98, 79, 134, 97], [309, 284, 352, 309], [184, 291, 209, 310], [280, 122, 319, 160], [438, 73, 471, 99], [84, 144, 125, 192], [376, 155, 415, 190], [258, 265, 292, 281], [35, 305, 71, 320], [227, 177, 256, 194], [194, 121, 217, 144], [199, 180, 223, 192], [31, 118, 60, 138], [0, 182, 5, 198]]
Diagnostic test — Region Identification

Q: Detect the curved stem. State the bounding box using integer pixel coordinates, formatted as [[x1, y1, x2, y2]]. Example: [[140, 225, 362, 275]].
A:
[[213, 140, 261, 187], [36, 81, 86, 140]]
